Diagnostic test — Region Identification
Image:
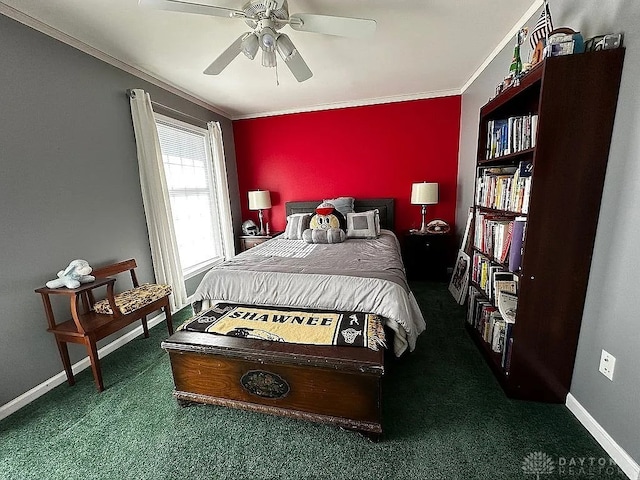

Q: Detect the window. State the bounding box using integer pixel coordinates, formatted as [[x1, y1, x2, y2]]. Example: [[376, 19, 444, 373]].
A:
[[155, 114, 224, 277]]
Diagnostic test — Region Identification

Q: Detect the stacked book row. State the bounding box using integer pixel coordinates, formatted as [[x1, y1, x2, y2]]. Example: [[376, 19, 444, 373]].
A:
[[474, 214, 511, 264], [471, 252, 520, 300], [485, 114, 538, 160], [475, 161, 532, 213], [473, 215, 526, 272], [467, 285, 517, 374]]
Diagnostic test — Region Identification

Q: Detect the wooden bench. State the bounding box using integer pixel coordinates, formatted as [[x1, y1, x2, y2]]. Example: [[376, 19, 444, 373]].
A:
[[35, 259, 173, 392]]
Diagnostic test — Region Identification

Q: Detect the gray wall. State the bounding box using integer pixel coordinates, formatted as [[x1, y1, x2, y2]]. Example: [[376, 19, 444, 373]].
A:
[[457, 0, 640, 464], [0, 14, 241, 405]]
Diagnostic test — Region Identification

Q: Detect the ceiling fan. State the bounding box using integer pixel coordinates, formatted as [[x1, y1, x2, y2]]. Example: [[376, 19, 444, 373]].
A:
[[139, 0, 376, 82]]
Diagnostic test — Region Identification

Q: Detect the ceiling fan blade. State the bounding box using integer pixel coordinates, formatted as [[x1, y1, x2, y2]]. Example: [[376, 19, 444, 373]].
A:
[[203, 33, 246, 75], [276, 34, 312, 82], [289, 13, 376, 38], [138, 0, 244, 19]]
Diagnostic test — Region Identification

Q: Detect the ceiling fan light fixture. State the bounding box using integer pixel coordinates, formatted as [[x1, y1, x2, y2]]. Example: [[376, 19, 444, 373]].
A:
[[143, 0, 375, 81], [260, 26, 277, 51], [276, 33, 296, 61], [241, 32, 259, 59], [262, 49, 277, 67]]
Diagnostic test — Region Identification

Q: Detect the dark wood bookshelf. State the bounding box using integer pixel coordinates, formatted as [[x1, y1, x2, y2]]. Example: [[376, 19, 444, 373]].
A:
[[478, 147, 535, 166], [465, 323, 512, 389], [482, 62, 543, 115], [471, 247, 509, 270], [475, 206, 526, 217], [468, 49, 625, 403]]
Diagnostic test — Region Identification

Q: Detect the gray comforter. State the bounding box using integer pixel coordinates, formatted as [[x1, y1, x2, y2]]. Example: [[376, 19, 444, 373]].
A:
[[192, 230, 426, 356]]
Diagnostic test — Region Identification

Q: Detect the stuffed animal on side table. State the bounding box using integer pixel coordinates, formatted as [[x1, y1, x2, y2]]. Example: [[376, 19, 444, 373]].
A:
[[46, 259, 96, 289]]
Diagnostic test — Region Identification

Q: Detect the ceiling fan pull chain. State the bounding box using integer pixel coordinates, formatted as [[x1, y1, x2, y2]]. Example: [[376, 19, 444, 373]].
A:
[[275, 62, 280, 86]]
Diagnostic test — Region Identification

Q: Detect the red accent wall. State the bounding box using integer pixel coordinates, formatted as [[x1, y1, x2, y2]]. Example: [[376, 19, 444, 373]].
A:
[[233, 96, 461, 234]]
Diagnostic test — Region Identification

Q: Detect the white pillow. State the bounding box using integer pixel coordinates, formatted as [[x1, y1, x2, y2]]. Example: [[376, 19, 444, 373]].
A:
[[346, 210, 380, 239], [284, 213, 312, 240]]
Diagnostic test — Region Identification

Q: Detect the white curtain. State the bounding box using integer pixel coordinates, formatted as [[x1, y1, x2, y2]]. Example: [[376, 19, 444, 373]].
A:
[[207, 121, 236, 260], [128, 88, 187, 311]]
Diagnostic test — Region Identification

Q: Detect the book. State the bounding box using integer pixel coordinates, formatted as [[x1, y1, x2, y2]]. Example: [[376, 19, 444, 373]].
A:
[[483, 307, 499, 342], [478, 303, 496, 337], [498, 220, 514, 263], [497, 290, 518, 323], [467, 286, 483, 325], [486, 115, 539, 160], [508, 217, 526, 272], [487, 265, 504, 299], [518, 160, 533, 177], [502, 323, 515, 371], [486, 310, 499, 344], [493, 272, 517, 301], [474, 300, 491, 330], [491, 317, 506, 353]]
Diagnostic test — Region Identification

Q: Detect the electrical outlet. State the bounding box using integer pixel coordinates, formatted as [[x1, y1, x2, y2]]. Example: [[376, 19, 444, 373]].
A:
[[599, 350, 616, 381]]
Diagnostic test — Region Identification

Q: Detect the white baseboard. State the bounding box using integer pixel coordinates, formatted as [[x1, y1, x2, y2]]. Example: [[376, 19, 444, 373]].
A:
[[0, 310, 171, 422], [566, 393, 640, 480]]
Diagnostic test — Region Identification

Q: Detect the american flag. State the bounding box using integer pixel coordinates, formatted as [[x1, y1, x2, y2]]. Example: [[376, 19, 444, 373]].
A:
[[529, 3, 554, 50]]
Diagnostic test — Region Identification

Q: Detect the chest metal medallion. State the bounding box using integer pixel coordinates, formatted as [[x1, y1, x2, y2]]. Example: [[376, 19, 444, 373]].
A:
[[240, 370, 290, 399]]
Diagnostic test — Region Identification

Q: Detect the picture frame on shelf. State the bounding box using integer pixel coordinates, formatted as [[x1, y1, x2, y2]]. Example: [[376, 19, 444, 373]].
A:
[[448, 250, 470, 305], [460, 207, 474, 254]]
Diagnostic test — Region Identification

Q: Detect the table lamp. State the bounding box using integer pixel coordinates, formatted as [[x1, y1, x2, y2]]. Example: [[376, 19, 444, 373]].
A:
[[248, 190, 271, 235], [411, 182, 438, 234]]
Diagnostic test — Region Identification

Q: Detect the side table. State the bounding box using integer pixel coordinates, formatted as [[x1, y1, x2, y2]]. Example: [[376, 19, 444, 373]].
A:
[[239, 232, 282, 252], [402, 232, 453, 281]]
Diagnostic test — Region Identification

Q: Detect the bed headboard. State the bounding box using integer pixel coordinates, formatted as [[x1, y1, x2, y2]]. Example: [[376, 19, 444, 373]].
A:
[[285, 198, 395, 231]]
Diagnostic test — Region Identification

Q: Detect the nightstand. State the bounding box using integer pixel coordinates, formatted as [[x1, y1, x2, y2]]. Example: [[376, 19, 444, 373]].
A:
[[402, 232, 453, 281], [239, 232, 282, 252]]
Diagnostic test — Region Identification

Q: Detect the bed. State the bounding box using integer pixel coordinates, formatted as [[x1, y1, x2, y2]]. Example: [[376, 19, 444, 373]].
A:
[[161, 198, 425, 439]]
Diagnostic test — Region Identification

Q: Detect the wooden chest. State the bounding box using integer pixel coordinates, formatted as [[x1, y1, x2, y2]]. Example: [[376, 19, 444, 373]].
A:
[[162, 331, 385, 439]]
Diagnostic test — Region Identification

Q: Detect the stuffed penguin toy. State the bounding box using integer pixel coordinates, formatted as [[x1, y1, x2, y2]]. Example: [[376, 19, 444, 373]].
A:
[[303, 202, 346, 244]]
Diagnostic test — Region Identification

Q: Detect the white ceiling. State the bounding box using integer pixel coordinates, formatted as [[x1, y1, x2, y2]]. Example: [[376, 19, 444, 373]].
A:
[[1, 0, 538, 119]]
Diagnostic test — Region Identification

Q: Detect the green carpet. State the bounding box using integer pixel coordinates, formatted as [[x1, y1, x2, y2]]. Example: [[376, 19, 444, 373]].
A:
[[0, 282, 626, 479]]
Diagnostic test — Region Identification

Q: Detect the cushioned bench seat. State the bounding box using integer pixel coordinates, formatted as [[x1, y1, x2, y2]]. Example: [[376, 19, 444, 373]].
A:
[[94, 283, 172, 315], [36, 258, 174, 392]]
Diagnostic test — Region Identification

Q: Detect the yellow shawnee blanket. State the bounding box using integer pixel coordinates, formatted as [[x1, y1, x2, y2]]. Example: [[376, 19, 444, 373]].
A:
[[178, 303, 386, 351]]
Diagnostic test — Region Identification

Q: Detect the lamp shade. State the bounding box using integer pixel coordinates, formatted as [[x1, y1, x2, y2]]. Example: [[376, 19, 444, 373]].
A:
[[248, 190, 271, 210], [411, 182, 438, 205]]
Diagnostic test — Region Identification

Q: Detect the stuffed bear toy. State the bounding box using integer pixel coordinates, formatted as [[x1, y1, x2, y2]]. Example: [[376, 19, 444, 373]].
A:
[[302, 202, 346, 244], [46, 259, 96, 289]]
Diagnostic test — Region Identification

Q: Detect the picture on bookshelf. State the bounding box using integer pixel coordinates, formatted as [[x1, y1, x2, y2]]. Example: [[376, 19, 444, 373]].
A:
[[448, 250, 470, 305], [460, 207, 473, 254]]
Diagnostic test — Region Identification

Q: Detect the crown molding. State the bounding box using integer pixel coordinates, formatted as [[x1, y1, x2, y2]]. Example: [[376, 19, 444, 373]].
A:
[[0, 3, 232, 119], [1, 0, 537, 122], [232, 89, 462, 120]]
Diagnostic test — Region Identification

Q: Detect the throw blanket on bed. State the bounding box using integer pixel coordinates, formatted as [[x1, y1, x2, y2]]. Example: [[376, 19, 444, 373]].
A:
[[192, 230, 426, 357], [178, 302, 386, 351], [250, 239, 318, 258]]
